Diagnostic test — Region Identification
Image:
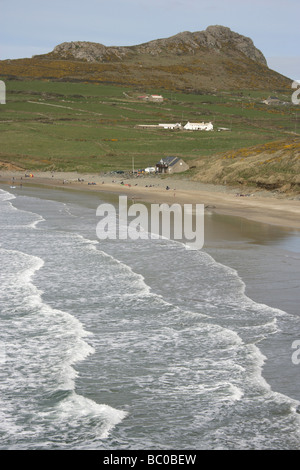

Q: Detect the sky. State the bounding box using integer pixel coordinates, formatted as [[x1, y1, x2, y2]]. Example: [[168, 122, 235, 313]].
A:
[[1, 0, 300, 80]]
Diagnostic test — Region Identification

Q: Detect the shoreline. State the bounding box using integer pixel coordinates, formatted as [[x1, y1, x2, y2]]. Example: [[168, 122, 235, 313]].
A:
[[1, 170, 300, 230]]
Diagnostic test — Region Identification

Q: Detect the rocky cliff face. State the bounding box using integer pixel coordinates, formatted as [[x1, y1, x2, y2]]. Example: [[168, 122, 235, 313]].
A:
[[48, 25, 267, 66]]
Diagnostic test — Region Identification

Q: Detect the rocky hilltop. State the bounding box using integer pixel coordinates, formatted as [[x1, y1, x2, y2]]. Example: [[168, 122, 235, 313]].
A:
[[48, 26, 267, 66], [1, 25, 291, 91]]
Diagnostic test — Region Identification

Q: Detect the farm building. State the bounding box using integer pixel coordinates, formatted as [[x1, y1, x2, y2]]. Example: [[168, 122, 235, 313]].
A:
[[184, 121, 213, 131], [135, 123, 181, 130], [149, 94, 164, 102], [156, 156, 189, 174], [137, 94, 164, 102], [158, 123, 182, 130], [135, 124, 160, 129]]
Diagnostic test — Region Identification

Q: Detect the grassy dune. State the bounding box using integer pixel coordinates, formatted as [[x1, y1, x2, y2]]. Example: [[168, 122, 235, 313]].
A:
[[190, 138, 300, 193]]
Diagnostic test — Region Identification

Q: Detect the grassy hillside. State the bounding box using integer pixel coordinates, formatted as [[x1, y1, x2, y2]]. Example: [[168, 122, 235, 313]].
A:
[[0, 80, 299, 193], [0, 51, 291, 93]]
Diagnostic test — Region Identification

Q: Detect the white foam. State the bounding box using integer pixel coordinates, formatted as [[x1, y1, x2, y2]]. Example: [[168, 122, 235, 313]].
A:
[[195, 382, 244, 402], [0, 192, 45, 230], [8, 200, 45, 229], [226, 383, 244, 402], [27, 215, 45, 229], [53, 392, 128, 439], [201, 249, 292, 317], [0, 189, 15, 202], [0, 246, 127, 435], [76, 233, 154, 297]]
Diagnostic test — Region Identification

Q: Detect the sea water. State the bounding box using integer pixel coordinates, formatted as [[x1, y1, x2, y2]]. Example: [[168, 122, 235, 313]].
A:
[[0, 186, 300, 450]]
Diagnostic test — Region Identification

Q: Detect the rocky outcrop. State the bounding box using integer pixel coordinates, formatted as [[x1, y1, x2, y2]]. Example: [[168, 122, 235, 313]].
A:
[[134, 26, 267, 65], [52, 41, 132, 62], [200, 26, 267, 65], [45, 25, 267, 66]]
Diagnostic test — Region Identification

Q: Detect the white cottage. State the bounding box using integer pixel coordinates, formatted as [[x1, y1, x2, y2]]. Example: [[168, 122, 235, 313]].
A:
[[184, 121, 213, 131]]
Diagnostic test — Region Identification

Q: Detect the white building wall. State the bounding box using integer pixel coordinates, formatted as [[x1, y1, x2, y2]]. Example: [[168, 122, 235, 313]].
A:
[[158, 123, 182, 129], [184, 121, 213, 131]]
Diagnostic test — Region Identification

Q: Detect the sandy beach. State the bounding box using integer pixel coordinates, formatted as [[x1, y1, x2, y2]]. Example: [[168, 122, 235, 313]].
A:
[[1, 170, 300, 230]]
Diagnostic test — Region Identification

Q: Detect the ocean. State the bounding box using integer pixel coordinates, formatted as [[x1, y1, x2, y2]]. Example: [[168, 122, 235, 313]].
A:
[[0, 185, 300, 450]]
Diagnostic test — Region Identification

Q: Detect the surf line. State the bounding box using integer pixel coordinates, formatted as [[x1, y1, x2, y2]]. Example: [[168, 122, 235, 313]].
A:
[[96, 195, 204, 250]]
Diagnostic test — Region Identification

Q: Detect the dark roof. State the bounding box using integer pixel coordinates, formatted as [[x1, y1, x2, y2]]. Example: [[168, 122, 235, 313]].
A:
[[157, 156, 180, 166]]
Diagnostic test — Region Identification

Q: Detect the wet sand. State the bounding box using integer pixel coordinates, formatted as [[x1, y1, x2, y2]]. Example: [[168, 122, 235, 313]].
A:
[[1, 170, 300, 230]]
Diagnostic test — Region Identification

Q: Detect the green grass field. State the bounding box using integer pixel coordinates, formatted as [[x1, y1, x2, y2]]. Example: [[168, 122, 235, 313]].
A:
[[0, 79, 298, 172]]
